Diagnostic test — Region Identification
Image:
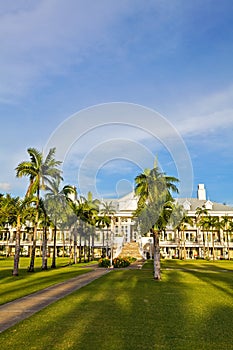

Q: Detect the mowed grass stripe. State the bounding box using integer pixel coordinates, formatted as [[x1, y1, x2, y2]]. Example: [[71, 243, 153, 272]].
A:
[[0, 257, 96, 305]]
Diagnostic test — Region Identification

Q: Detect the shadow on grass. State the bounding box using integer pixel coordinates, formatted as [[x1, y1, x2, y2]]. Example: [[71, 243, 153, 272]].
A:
[[1, 262, 233, 349], [0, 266, 93, 305]]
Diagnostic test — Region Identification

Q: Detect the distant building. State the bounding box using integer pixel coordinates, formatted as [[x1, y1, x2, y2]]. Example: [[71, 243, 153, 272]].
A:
[[1, 184, 233, 260], [104, 184, 233, 260]]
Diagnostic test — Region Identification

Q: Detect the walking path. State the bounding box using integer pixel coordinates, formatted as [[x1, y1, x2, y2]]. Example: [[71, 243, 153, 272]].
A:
[[0, 260, 144, 334], [0, 267, 110, 333]]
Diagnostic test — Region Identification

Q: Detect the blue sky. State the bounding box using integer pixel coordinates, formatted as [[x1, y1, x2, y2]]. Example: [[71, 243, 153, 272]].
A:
[[0, 0, 233, 204]]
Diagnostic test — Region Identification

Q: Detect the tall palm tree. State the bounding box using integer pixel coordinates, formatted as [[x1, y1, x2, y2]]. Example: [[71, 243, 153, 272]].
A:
[[39, 198, 52, 270], [134, 161, 179, 280], [82, 192, 100, 261], [16, 147, 62, 272], [0, 194, 33, 275], [195, 206, 209, 258], [229, 221, 233, 259], [174, 213, 193, 260], [100, 201, 116, 257], [210, 216, 221, 260], [200, 215, 212, 259], [45, 178, 72, 268], [221, 215, 231, 259], [64, 189, 96, 263]]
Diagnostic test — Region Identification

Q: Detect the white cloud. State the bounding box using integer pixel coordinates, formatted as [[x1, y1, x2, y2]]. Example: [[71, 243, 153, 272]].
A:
[[0, 0, 133, 101], [174, 85, 233, 137], [0, 182, 11, 192]]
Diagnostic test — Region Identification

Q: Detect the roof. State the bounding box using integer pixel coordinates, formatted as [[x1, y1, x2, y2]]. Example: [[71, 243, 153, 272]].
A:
[[103, 192, 233, 214], [176, 198, 233, 212]]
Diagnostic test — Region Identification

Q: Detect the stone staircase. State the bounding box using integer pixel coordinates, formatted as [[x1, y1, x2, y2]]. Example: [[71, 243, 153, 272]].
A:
[[118, 241, 143, 260]]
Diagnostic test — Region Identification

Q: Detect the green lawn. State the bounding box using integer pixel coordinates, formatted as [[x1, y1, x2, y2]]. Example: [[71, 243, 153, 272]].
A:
[[1, 259, 233, 349], [0, 257, 96, 305]]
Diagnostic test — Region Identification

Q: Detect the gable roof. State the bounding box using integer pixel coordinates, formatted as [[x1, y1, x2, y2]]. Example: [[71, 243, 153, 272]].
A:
[[176, 198, 233, 212]]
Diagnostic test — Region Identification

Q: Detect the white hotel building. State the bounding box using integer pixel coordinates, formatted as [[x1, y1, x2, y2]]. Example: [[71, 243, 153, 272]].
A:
[[1, 184, 233, 260]]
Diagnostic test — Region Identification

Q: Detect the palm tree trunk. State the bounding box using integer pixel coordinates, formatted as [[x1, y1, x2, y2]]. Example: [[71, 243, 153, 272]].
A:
[[41, 225, 48, 270], [84, 236, 87, 262], [51, 225, 57, 268], [87, 234, 91, 262], [207, 232, 210, 259], [78, 232, 82, 263], [202, 230, 206, 259], [102, 229, 105, 257], [28, 223, 37, 272], [62, 231, 65, 257], [91, 228, 95, 260], [73, 229, 77, 264], [212, 232, 215, 260], [227, 232, 230, 260], [28, 189, 40, 272], [177, 229, 181, 259], [106, 228, 109, 258], [12, 215, 21, 276], [183, 230, 187, 260], [153, 230, 161, 280]]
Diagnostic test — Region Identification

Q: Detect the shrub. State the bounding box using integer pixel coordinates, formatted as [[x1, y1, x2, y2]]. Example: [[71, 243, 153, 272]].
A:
[[98, 258, 111, 268], [113, 257, 131, 268]]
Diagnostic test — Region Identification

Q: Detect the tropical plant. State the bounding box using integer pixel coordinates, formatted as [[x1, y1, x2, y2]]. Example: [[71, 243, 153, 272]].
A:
[[199, 215, 212, 259], [65, 189, 100, 263], [221, 215, 232, 259], [81, 192, 100, 261], [15, 147, 62, 272], [195, 206, 209, 258], [173, 210, 193, 260], [98, 257, 111, 268], [44, 179, 75, 268], [0, 194, 33, 275], [100, 201, 116, 258], [210, 216, 222, 260], [39, 198, 52, 270], [134, 161, 179, 280]]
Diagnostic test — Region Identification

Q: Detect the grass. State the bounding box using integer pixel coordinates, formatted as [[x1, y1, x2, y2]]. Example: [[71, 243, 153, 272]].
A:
[[0, 257, 96, 305], [1, 259, 233, 349]]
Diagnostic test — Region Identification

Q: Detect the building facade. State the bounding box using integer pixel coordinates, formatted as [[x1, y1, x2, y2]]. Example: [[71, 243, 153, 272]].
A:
[[1, 184, 233, 260]]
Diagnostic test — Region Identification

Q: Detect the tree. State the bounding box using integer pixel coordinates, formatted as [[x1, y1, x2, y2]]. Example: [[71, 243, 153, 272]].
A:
[[221, 215, 231, 259], [44, 178, 73, 268], [134, 162, 179, 280], [173, 211, 193, 260], [100, 201, 116, 257], [80, 192, 100, 261], [195, 206, 209, 258], [200, 215, 212, 259], [39, 198, 52, 270], [0, 194, 33, 275], [210, 216, 221, 260], [16, 147, 62, 272]]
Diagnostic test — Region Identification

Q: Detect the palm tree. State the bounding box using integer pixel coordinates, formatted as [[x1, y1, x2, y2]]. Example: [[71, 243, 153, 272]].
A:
[[200, 215, 212, 259], [175, 214, 193, 260], [210, 216, 221, 260], [134, 161, 179, 280], [45, 178, 73, 268], [221, 215, 231, 259], [64, 189, 97, 263], [82, 192, 100, 261], [195, 206, 209, 258], [12, 197, 35, 276], [16, 147, 62, 272], [229, 221, 233, 259], [100, 201, 116, 257], [0, 194, 33, 275], [39, 198, 52, 270]]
